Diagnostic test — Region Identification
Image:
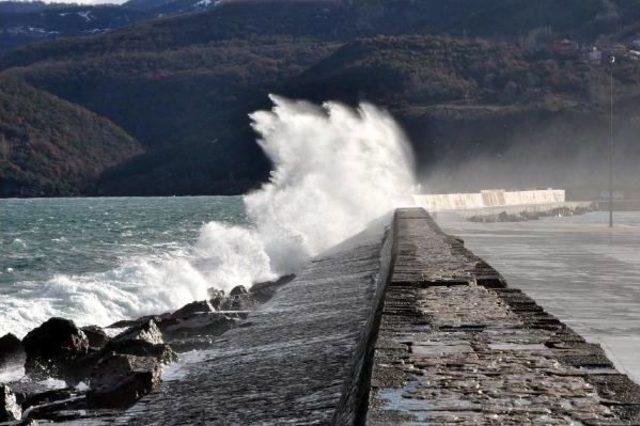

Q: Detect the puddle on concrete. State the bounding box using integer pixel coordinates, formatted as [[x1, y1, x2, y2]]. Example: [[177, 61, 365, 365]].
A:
[[377, 380, 484, 422], [411, 344, 473, 357], [488, 343, 548, 351]]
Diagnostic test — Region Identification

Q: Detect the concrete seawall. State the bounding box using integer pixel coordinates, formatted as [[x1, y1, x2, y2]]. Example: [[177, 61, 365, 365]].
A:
[[413, 189, 567, 212], [367, 209, 640, 424], [79, 216, 396, 424], [78, 208, 639, 424]]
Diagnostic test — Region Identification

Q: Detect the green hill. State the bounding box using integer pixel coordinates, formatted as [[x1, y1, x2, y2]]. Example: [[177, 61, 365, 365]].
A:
[[2, 0, 640, 196], [0, 77, 143, 196], [4, 0, 640, 69]]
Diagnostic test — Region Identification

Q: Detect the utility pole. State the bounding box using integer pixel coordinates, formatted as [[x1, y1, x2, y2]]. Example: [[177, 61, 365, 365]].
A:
[[609, 55, 615, 228]]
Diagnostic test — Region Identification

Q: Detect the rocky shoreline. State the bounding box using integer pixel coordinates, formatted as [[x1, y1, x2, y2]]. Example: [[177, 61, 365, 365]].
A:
[[0, 275, 293, 423]]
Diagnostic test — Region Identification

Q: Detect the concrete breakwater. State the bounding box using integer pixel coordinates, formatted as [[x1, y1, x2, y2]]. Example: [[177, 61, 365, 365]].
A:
[[413, 189, 567, 212], [64, 216, 396, 424], [4, 208, 638, 424], [367, 209, 640, 424], [413, 189, 595, 222]]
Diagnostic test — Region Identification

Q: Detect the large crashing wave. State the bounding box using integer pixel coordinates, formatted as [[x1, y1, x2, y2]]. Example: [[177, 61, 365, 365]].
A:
[[1, 96, 416, 337]]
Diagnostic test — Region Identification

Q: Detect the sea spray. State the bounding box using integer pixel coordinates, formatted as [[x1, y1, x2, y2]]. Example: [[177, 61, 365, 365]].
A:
[[0, 96, 416, 337], [245, 95, 416, 273], [193, 95, 415, 283]]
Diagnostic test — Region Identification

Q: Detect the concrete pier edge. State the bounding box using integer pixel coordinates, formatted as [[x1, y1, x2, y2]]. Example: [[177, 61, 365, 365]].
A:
[[365, 208, 640, 424]]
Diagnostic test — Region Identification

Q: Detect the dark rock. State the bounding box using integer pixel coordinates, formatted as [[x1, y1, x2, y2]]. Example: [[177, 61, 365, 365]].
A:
[[22, 318, 89, 380], [81, 326, 110, 349], [26, 406, 88, 423], [219, 296, 257, 311], [0, 333, 24, 370], [229, 285, 248, 297], [0, 385, 22, 422], [7, 381, 59, 406], [161, 312, 245, 352], [87, 354, 161, 408], [21, 388, 74, 411], [207, 288, 225, 310], [105, 320, 177, 364], [171, 300, 214, 319], [219, 285, 259, 311], [105, 341, 177, 365], [111, 320, 163, 346], [107, 314, 171, 329], [249, 274, 295, 303]]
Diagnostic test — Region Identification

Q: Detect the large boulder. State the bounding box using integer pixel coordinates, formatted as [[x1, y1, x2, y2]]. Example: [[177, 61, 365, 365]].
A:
[[20, 388, 75, 411], [150, 299, 249, 351], [8, 384, 87, 423], [219, 285, 258, 311], [161, 312, 246, 352], [0, 333, 24, 370], [229, 285, 248, 297], [81, 326, 109, 349], [22, 318, 89, 380], [171, 300, 215, 319], [111, 320, 163, 346], [107, 314, 171, 329], [87, 354, 161, 408], [105, 320, 177, 364], [0, 385, 22, 422], [209, 275, 295, 312], [105, 340, 177, 365], [250, 274, 295, 303], [207, 288, 225, 310]]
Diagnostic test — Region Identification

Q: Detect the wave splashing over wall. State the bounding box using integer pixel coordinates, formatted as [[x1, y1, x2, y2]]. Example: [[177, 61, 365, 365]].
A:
[[1, 95, 416, 337], [244, 95, 416, 274]]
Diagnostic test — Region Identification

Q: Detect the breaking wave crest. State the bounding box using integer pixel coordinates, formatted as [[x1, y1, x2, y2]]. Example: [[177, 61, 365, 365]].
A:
[[2, 95, 416, 337]]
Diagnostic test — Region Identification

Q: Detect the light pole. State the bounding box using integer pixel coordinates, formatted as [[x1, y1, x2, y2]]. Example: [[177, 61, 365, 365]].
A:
[[609, 55, 615, 228]]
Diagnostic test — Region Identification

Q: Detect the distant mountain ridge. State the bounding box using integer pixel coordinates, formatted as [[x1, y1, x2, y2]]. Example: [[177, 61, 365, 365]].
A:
[[2, 0, 640, 196]]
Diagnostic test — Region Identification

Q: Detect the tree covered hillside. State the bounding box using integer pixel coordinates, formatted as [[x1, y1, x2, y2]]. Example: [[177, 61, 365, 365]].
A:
[[2, 0, 640, 196], [0, 77, 143, 197]]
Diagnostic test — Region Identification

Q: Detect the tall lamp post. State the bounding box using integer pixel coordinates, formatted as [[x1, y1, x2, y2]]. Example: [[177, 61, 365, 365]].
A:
[[609, 55, 615, 228]]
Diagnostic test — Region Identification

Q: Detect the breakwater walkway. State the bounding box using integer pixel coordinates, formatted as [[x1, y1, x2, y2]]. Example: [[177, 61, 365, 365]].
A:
[[81, 208, 638, 425], [367, 209, 640, 424]]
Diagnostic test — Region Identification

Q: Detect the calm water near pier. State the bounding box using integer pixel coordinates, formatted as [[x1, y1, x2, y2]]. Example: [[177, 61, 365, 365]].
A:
[[438, 211, 640, 384]]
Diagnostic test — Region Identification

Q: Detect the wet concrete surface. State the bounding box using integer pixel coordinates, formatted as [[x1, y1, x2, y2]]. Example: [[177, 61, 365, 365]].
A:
[[55, 209, 640, 425], [367, 208, 640, 425], [69, 217, 394, 425], [437, 211, 640, 384]]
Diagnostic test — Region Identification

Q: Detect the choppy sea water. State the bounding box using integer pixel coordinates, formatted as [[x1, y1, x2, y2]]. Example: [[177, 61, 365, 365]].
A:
[[0, 196, 247, 337], [437, 211, 640, 384], [3, 198, 639, 385]]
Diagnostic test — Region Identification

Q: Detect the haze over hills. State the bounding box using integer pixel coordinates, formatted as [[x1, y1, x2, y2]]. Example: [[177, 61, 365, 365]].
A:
[[2, 0, 640, 197]]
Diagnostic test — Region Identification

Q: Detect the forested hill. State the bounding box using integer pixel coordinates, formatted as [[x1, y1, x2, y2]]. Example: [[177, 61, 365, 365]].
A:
[[2, 0, 640, 197], [0, 77, 143, 197]]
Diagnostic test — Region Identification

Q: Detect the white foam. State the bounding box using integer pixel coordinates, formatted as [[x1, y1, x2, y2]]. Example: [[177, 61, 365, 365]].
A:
[[1, 95, 416, 337]]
